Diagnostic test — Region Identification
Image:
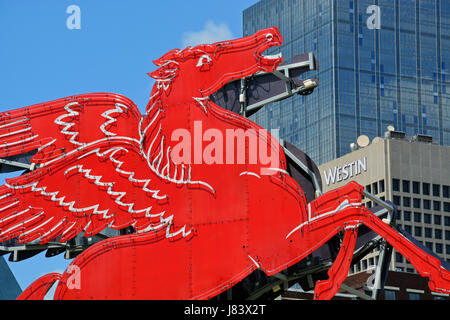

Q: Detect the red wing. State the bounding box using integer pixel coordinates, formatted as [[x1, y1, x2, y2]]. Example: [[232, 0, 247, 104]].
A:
[[0, 138, 188, 245], [0, 93, 142, 163]]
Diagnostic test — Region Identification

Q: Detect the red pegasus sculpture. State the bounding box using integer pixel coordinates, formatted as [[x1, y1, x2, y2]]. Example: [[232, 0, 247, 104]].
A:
[[0, 27, 449, 300]]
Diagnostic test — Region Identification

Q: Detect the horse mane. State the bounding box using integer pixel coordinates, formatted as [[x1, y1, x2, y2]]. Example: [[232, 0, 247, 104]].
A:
[[146, 44, 216, 113]]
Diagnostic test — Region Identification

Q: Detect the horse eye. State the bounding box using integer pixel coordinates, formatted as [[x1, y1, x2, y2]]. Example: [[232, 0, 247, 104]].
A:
[[196, 55, 212, 67], [266, 33, 274, 42]]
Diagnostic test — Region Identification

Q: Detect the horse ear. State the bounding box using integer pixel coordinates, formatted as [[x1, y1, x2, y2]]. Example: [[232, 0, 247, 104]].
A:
[[153, 49, 182, 66], [152, 59, 163, 67]]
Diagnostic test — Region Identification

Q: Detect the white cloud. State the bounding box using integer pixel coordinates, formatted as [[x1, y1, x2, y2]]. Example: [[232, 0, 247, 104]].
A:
[[182, 21, 233, 48]]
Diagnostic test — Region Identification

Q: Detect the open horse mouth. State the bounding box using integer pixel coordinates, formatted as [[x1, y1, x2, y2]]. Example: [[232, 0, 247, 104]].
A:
[[255, 28, 284, 71], [198, 27, 284, 97]]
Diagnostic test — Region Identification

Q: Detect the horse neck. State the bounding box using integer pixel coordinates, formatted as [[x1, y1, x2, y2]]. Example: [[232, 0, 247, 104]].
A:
[[147, 77, 202, 111]]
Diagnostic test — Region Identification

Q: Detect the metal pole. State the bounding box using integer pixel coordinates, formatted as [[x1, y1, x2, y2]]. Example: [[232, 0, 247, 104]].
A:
[[366, 190, 395, 299], [239, 78, 247, 116]]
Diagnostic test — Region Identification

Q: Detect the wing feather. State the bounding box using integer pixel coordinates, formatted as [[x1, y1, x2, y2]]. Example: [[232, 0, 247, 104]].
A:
[[0, 93, 142, 161], [0, 138, 184, 244], [0, 93, 194, 245]]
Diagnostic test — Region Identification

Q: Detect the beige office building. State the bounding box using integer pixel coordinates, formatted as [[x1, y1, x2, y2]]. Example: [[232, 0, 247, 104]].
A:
[[319, 132, 450, 274]]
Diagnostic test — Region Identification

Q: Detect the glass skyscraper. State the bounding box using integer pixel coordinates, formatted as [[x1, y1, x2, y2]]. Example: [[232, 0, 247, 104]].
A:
[[243, 0, 450, 165], [0, 256, 21, 299]]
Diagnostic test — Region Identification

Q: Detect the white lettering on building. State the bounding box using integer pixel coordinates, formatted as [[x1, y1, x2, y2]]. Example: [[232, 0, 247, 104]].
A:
[[323, 157, 367, 186]]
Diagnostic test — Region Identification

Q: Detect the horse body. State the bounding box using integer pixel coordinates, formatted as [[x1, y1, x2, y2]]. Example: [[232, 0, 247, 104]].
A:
[[3, 27, 449, 300], [50, 27, 315, 299]]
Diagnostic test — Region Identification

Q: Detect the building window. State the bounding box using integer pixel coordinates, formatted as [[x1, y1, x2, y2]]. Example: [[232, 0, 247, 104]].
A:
[[424, 214, 431, 224], [446, 231, 450, 241], [446, 244, 450, 254], [395, 252, 403, 263], [425, 228, 432, 238], [433, 184, 440, 197], [434, 215, 442, 225], [413, 198, 421, 208], [403, 211, 411, 221], [393, 179, 400, 192], [396, 210, 402, 220], [393, 196, 401, 206], [423, 183, 430, 195], [384, 290, 397, 300], [426, 242, 433, 250], [414, 212, 421, 223], [445, 216, 450, 226], [366, 184, 372, 193], [443, 185, 450, 198], [434, 201, 441, 211], [435, 229, 442, 239], [413, 181, 420, 194], [404, 225, 412, 234], [423, 200, 431, 210], [408, 292, 422, 300], [379, 180, 385, 193], [403, 180, 410, 193], [444, 202, 450, 213], [403, 197, 411, 207], [433, 295, 448, 300], [372, 182, 378, 194], [436, 243, 443, 254], [414, 227, 422, 237]]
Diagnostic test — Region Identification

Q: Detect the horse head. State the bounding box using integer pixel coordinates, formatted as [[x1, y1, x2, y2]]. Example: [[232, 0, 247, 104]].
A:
[[147, 27, 283, 109]]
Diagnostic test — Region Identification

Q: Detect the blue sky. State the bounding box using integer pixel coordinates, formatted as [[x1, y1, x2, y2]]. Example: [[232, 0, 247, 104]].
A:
[[0, 0, 258, 293]]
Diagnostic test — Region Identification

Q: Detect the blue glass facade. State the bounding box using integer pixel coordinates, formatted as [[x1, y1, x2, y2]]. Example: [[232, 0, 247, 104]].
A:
[[0, 256, 21, 299], [243, 0, 450, 165]]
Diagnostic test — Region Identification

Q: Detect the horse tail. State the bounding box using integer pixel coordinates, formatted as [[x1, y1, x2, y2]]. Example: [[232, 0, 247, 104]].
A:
[[17, 272, 62, 300]]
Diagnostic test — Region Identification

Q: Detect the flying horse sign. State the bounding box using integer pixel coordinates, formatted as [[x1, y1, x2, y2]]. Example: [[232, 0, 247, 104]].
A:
[[0, 27, 449, 300]]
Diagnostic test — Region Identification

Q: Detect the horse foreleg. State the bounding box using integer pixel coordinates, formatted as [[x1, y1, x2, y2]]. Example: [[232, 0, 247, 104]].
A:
[[356, 206, 450, 294], [313, 226, 358, 300], [300, 203, 450, 295]]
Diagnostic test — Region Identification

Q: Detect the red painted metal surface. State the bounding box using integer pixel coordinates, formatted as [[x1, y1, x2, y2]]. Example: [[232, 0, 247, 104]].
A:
[[313, 226, 358, 300], [0, 27, 449, 300], [17, 273, 61, 300]]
